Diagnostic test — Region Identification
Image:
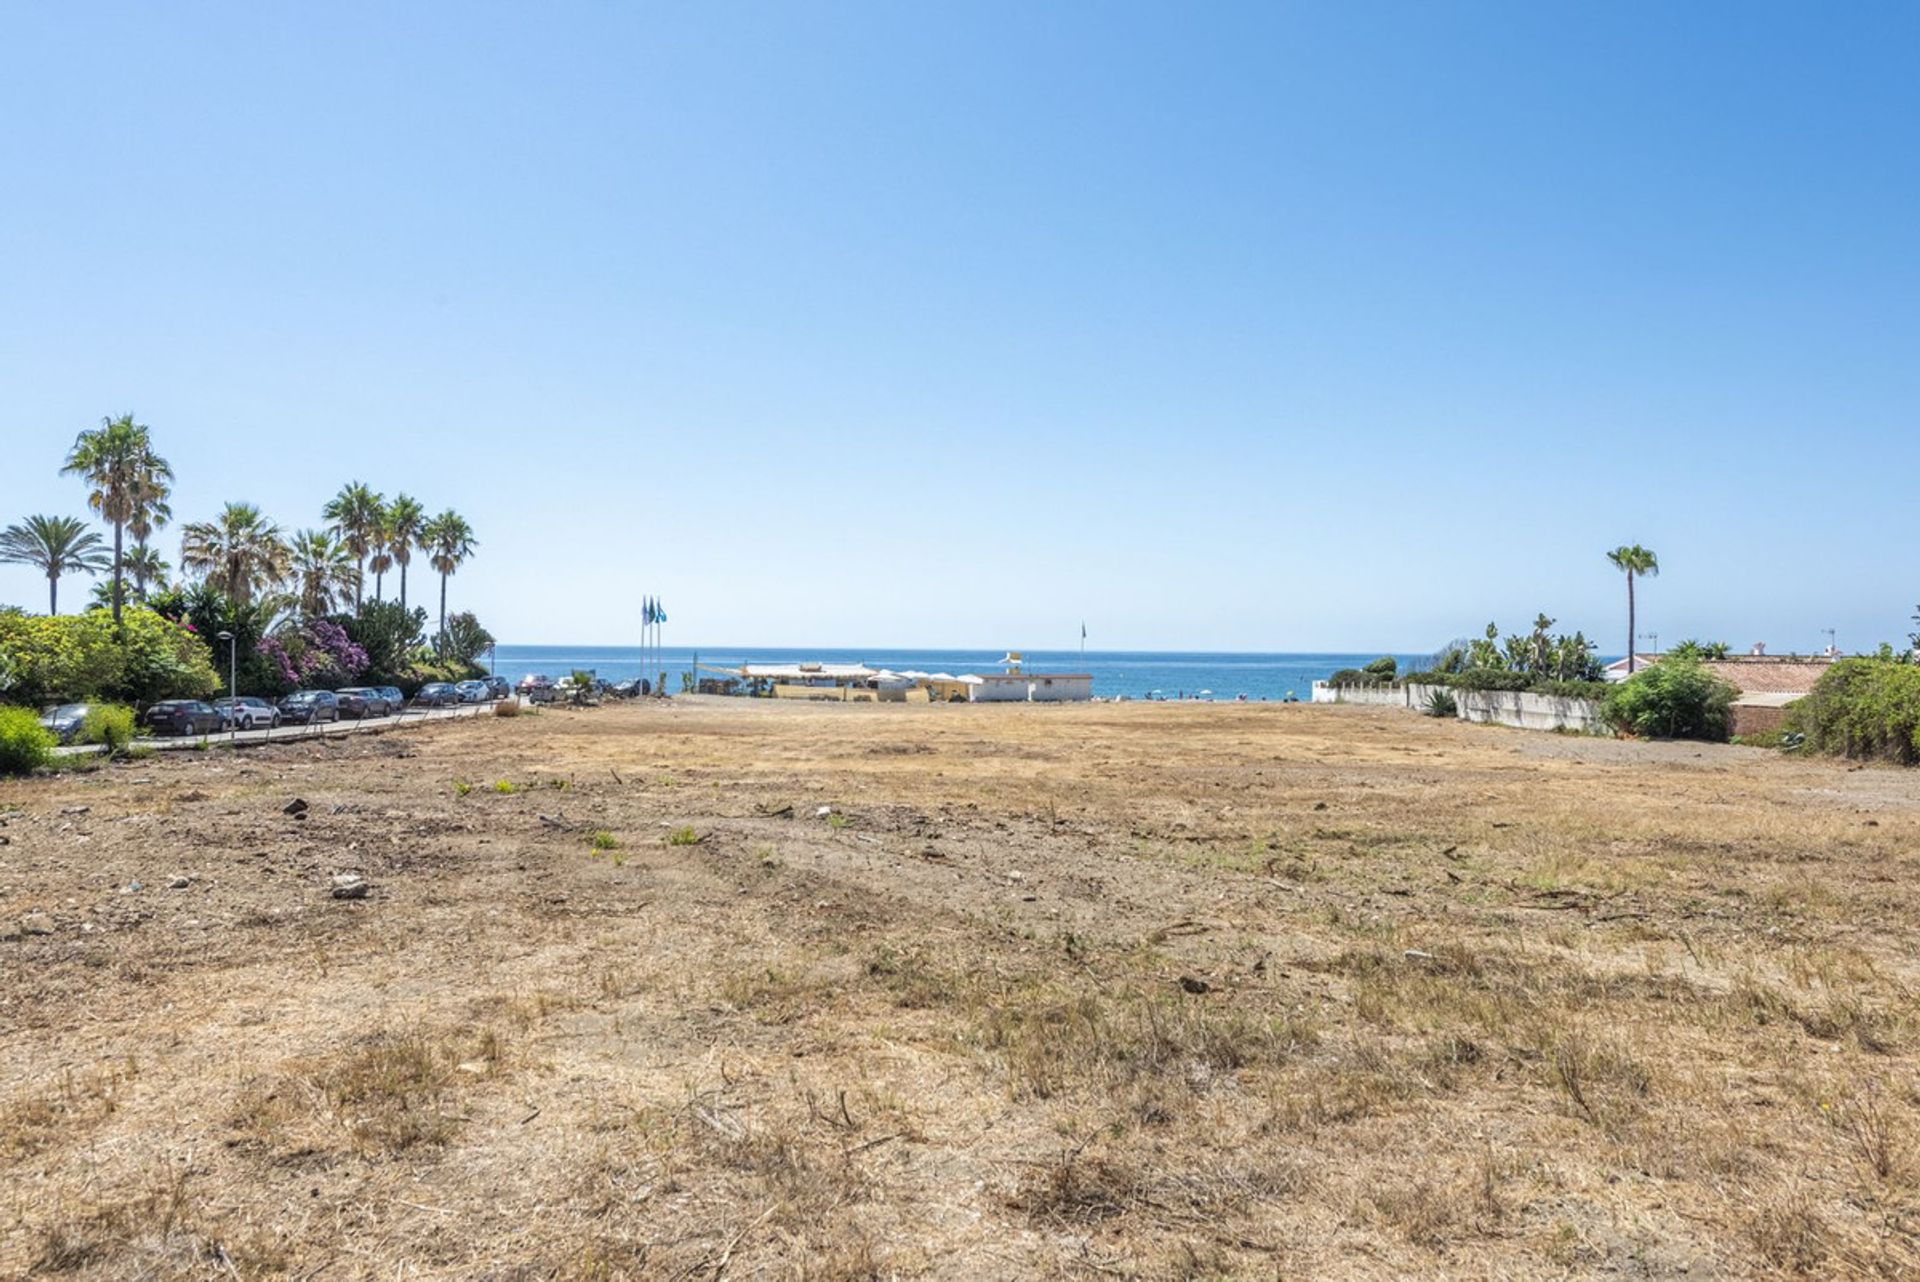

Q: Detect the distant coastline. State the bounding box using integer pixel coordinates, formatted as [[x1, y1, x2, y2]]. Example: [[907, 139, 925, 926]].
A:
[[488, 645, 1432, 703]]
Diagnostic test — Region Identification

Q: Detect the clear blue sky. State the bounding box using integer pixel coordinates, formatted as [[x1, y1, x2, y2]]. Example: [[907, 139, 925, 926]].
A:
[[2, 2, 1915, 653]]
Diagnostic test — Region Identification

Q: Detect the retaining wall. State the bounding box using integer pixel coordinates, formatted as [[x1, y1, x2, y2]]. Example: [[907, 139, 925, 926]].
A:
[[1311, 681, 1607, 734]]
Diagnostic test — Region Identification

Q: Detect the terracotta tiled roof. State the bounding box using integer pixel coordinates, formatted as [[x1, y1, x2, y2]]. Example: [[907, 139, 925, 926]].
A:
[[1699, 659, 1832, 696]]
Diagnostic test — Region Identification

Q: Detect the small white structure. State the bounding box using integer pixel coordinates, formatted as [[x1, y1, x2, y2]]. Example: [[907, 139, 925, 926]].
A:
[[969, 672, 1094, 702], [965, 654, 1092, 702], [1602, 654, 1663, 683]]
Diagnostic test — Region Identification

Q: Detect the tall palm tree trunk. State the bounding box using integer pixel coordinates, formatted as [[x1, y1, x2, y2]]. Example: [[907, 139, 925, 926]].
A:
[[1626, 573, 1637, 675], [438, 573, 448, 652], [111, 520, 124, 627], [399, 564, 408, 611], [48, 572, 58, 616]]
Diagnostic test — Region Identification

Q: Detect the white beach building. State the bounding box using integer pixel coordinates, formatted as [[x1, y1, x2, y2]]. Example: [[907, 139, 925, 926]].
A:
[[966, 671, 1094, 702]]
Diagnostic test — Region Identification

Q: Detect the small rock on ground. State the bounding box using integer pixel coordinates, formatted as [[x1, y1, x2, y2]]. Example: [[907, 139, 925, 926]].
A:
[[330, 873, 371, 900]]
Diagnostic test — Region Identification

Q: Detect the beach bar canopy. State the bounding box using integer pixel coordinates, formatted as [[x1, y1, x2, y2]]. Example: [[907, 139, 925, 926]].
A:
[[735, 662, 878, 682]]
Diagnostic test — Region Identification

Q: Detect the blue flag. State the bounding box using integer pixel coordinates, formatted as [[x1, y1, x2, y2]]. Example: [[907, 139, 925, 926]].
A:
[[656, 600, 667, 625]]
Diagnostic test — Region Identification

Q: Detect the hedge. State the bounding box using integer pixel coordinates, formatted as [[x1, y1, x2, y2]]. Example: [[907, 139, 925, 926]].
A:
[[1785, 658, 1920, 765], [0, 609, 219, 707], [1403, 671, 1609, 701]]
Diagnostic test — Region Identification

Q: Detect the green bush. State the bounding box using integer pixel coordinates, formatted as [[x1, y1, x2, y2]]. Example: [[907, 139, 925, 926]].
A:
[[396, 655, 483, 695], [80, 704, 137, 754], [1407, 672, 1605, 699], [1328, 667, 1390, 687], [0, 609, 218, 706], [0, 707, 54, 775], [1528, 679, 1613, 701], [1785, 658, 1920, 765], [342, 600, 428, 685], [440, 612, 496, 667], [1449, 668, 1534, 692], [1363, 656, 1398, 678], [1602, 657, 1736, 741], [1423, 688, 1458, 718]]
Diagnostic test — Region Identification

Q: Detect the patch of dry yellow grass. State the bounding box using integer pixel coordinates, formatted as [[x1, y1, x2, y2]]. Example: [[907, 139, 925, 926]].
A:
[[6, 699, 1920, 1276]]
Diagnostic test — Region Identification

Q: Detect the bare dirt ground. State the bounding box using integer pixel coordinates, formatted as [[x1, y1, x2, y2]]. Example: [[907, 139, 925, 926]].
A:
[[4, 698, 1920, 1279]]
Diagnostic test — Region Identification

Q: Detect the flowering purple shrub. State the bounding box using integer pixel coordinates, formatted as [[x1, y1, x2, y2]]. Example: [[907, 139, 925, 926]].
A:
[[255, 620, 369, 693], [306, 620, 369, 681]]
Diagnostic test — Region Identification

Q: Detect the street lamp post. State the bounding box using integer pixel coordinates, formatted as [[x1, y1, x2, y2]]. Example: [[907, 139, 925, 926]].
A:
[[217, 631, 236, 745]]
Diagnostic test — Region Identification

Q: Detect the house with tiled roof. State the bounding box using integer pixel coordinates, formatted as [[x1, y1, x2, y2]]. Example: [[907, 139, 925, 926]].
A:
[[1704, 654, 1834, 737], [1609, 646, 1834, 736]]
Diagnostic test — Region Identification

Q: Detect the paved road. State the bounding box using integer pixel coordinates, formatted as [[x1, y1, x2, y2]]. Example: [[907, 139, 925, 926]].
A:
[[54, 699, 511, 756]]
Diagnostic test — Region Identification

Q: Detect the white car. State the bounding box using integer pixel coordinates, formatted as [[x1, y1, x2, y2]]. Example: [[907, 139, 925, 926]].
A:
[[212, 696, 281, 729]]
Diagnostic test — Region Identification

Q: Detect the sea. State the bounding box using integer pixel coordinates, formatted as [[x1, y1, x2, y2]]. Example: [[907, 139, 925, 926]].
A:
[[486, 646, 1428, 703]]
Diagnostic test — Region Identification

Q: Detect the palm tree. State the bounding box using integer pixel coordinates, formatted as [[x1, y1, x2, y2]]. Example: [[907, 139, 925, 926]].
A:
[[121, 546, 171, 600], [181, 503, 293, 604], [61, 414, 172, 626], [367, 526, 393, 602], [421, 510, 477, 647], [1606, 545, 1660, 675], [288, 529, 360, 617], [126, 450, 173, 595], [322, 482, 384, 610], [0, 515, 110, 614], [382, 494, 425, 610], [91, 545, 172, 613]]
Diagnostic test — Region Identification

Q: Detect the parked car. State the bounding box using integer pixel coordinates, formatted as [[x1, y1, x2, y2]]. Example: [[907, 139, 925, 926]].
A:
[[413, 682, 460, 707], [278, 690, 341, 724], [454, 679, 489, 703], [142, 700, 226, 736], [335, 687, 395, 718], [39, 703, 91, 744], [484, 676, 512, 700], [517, 673, 553, 693], [212, 696, 281, 730], [376, 686, 406, 713], [526, 681, 562, 704]]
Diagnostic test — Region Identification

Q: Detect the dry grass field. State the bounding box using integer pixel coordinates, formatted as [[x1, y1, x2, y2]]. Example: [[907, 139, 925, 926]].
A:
[[4, 697, 1920, 1279]]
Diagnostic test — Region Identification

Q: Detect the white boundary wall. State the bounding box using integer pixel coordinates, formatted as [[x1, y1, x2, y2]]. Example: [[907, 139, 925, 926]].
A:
[[1308, 683, 1412, 708], [1311, 681, 1607, 734]]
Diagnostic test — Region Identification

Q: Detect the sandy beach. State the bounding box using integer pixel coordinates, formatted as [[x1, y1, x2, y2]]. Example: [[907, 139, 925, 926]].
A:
[[4, 697, 1918, 1277]]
